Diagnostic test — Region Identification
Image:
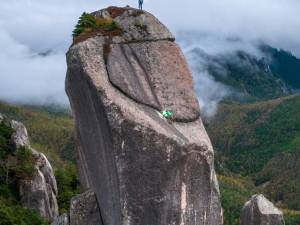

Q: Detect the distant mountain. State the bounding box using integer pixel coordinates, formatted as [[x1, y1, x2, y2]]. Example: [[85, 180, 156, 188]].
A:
[[190, 44, 300, 101], [261, 45, 300, 90]]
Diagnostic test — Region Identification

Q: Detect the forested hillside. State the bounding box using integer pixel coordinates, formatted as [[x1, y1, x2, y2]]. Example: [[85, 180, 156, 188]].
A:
[[206, 95, 300, 225], [190, 45, 300, 102], [1, 64, 299, 224]]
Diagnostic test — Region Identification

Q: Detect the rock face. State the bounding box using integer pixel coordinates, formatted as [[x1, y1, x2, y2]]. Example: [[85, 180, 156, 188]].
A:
[[66, 6, 222, 225], [11, 120, 30, 148], [0, 113, 3, 122], [51, 214, 69, 225], [70, 190, 102, 225], [241, 194, 285, 225], [11, 120, 59, 222]]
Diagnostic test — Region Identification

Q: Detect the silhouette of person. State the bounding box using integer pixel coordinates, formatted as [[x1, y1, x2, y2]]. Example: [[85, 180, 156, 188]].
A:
[[139, 0, 143, 10]]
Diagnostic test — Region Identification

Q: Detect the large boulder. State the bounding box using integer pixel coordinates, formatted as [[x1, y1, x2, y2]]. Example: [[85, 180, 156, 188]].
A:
[[66, 6, 222, 225], [11, 120, 59, 222], [241, 194, 285, 225]]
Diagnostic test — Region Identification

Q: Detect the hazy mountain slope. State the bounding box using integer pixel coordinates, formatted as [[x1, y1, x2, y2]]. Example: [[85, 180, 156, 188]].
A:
[[0, 101, 74, 167], [207, 94, 300, 175], [262, 45, 300, 90], [255, 152, 300, 210], [190, 45, 300, 102], [206, 94, 300, 225]]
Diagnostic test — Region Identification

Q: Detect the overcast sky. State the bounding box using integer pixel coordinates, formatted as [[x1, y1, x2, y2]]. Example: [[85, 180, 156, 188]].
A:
[[0, 0, 300, 107]]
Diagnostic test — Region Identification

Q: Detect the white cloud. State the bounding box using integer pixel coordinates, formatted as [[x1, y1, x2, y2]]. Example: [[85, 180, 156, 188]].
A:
[[0, 30, 67, 105], [0, 0, 299, 107]]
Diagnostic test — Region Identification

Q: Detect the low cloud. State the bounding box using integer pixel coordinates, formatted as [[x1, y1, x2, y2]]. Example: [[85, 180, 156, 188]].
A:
[[0, 30, 68, 105], [192, 70, 233, 118], [0, 0, 299, 109], [178, 33, 261, 118]]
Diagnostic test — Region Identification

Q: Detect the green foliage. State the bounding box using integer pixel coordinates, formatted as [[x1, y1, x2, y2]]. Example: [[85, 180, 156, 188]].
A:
[[0, 102, 78, 217], [284, 210, 300, 225], [219, 175, 254, 225], [0, 121, 14, 159], [0, 119, 48, 225], [208, 95, 300, 175], [207, 94, 300, 224], [0, 122, 35, 182], [13, 147, 35, 180], [73, 12, 96, 37], [0, 204, 48, 225], [0, 121, 18, 202], [0, 101, 74, 167], [55, 164, 80, 214], [255, 152, 300, 210], [73, 12, 120, 38]]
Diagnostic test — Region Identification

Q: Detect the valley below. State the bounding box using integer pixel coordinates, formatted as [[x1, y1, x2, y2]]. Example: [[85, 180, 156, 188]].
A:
[[1, 93, 299, 225]]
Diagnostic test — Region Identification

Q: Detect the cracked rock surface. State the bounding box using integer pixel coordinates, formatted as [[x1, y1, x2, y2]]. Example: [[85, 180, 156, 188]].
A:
[[66, 6, 222, 225]]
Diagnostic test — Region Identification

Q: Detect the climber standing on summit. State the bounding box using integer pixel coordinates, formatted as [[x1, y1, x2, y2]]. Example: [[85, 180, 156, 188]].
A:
[[139, 0, 143, 10]]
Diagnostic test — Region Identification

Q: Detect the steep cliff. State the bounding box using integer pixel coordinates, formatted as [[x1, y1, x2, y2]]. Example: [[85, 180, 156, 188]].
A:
[[66, 6, 222, 225], [0, 114, 59, 222]]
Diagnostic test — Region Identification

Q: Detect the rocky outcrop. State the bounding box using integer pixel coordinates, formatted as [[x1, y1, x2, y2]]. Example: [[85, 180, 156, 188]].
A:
[[0, 113, 3, 122], [11, 120, 59, 222], [92, 6, 174, 43], [51, 214, 69, 225], [70, 190, 102, 225], [11, 120, 30, 148], [66, 6, 222, 225], [241, 194, 285, 225]]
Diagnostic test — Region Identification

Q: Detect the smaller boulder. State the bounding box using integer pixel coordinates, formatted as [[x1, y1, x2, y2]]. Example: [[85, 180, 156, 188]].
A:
[[241, 194, 285, 225], [19, 150, 59, 222], [10, 120, 59, 222], [11, 120, 30, 148], [0, 113, 3, 122], [70, 190, 102, 225], [51, 214, 69, 225]]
